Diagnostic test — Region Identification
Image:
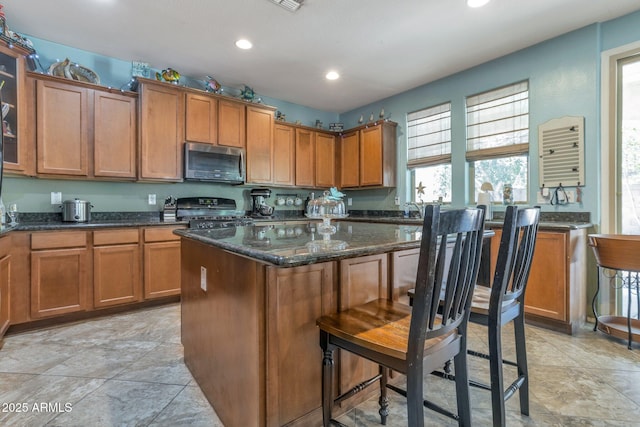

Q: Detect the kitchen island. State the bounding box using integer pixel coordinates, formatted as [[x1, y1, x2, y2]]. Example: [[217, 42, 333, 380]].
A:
[[177, 220, 492, 427]]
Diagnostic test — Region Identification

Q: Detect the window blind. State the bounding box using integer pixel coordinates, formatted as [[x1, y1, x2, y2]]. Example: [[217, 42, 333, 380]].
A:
[[466, 81, 529, 161], [407, 102, 451, 167]]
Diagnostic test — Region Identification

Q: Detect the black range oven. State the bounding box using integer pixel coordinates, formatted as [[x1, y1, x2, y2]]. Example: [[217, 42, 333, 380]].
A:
[[176, 197, 253, 229]]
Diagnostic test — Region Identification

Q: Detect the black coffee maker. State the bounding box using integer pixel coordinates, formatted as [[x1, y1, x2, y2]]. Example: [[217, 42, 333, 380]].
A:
[[250, 188, 274, 217]]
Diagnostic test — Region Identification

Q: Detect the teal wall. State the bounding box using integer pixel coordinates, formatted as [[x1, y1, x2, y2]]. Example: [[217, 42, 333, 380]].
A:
[[341, 10, 640, 222], [4, 34, 338, 214], [5, 10, 640, 219]]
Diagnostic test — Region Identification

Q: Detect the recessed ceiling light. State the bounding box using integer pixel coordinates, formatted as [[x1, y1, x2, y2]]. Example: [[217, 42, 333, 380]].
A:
[[326, 71, 340, 80], [235, 39, 253, 50], [467, 0, 490, 7]]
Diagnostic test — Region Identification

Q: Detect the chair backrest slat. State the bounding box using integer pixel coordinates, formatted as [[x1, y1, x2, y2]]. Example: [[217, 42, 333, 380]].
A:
[[409, 204, 486, 357], [491, 206, 541, 309]]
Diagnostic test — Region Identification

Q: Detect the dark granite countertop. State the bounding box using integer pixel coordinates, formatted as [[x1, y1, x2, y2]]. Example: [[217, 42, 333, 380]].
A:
[[176, 220, 494, 268], [10, 219, 188, 231], [3, 212, 187, 232], [341, 216, 593, 230]]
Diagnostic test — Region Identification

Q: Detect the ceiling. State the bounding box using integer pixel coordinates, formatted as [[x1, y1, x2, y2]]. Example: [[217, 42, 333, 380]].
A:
[[5, 0, 640, 113]]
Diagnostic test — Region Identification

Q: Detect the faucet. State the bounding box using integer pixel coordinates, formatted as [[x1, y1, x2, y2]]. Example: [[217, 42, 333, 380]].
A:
[[405, 201, 427, 218]]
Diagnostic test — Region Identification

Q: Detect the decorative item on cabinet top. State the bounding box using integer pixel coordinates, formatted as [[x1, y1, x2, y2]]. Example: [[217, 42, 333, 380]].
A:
[[204, 75, 222, 94], [48, 58, 100, 84], [155, 67, 180, 84]]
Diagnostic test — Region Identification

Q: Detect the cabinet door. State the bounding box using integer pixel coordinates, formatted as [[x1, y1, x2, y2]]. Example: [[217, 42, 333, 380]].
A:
[[273, 123, 295, 186], [524, 231, 568, 321], [139, 81, 183, 181], [390, 248, 420, 305], [246, 106, 274, 184], [339, 131, 359, 188], [144, 241, 181, 298], [315, 132, 336, 188], [0, 254, 10, 339], [359, 126, 383, 186], [266, 262, 335, 426], [94, 244, 141, 308], [218, 99, 245, 148], [185, 93, 218, 144], [36, 79, 89, 176], [31, 247, 89, 318], [295, 128, 315, 187], [0, 43, 29, 173], [339, 254, 388, 407], [94, 91, 137, 179]]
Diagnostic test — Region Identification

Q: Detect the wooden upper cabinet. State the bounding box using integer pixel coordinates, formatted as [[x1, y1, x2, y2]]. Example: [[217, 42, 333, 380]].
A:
[[339, 121, 397, 189], [218, 99, 246, 148], [295, 128, 315, 187], [273, 123, 295, 186], [0, 42, 30, 175], [138, 78, 184, 181], [94, 91, 137, 179], [339, 131, 360, 188], [360, 122, 396, 187], [36, 79, 89, 176], [246, 105, 274, 184], [315, 131, 336, 188], [185, 92, 218, 144]]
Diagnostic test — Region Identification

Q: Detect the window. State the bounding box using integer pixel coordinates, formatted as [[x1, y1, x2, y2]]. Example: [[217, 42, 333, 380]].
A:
[[466, 81, 529, 203], [407, 102, 452, 202]]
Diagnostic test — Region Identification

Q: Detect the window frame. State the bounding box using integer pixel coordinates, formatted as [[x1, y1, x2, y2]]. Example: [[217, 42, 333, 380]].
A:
[[465, 81, 530, 204]]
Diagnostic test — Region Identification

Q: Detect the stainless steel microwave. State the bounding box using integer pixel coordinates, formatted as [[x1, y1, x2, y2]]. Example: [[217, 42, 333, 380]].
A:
[[184, 142, 245, 184]]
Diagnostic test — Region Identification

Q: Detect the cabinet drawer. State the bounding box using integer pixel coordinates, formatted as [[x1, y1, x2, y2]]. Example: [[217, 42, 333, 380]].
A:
[[94, 229, 140, 246], [32, 231, 87, 249], [144, 226, 184, 242]]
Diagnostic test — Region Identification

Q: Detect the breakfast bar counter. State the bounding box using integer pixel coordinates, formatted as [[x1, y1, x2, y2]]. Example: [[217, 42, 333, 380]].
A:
[[178, 220, 487, 427]]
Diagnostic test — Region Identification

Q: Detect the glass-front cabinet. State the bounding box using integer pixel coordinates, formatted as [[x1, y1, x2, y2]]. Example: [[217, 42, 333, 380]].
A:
[[0, 40, 31, 173]]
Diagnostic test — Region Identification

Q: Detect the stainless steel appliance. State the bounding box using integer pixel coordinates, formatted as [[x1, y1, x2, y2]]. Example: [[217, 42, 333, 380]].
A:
[[184, 142, 245, 184], [176, 197, 253, 229], [61, 198, 93, 222], [250, 188, 274, 218]]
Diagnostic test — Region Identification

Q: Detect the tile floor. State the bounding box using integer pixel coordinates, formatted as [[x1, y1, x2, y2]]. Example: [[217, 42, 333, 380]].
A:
[[1, 303, 640, 426]]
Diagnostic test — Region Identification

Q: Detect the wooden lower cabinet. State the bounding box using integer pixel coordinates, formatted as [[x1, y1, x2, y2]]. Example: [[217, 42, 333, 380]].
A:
[[7, 225, 184, 327], [489, 227, 587, 334], [30, 231, 89, 319], [181, 238, 393, 427], [338, 254, 389, 409], [93, 229, 141, 308], [266, 263, 335, 426], [0, 235, 11, 346], [143, 226, 184, 298]]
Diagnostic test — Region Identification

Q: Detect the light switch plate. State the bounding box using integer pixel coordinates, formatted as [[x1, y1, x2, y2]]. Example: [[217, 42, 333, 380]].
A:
[[148, 194, 156, 205], [51, 192, 62, 204]]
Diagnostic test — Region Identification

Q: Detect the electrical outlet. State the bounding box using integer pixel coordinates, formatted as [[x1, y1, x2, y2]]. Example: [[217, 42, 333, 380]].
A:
[[567, 190, 575, 203], [200, 266, 207, 292], [347, 198, 353, 206], [148, 194, 156, 205], [51, 192, 62, 204], [394, 196, 400, 206]]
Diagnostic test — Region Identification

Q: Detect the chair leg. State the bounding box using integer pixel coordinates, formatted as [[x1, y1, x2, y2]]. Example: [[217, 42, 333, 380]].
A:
[[379, 366, 389, 425], [406, 362, 425, 427], [514, 314, 530, 416], [488, 320, 506, 427], [320, 332, 334, 427], [453, 342, 472, 426]]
